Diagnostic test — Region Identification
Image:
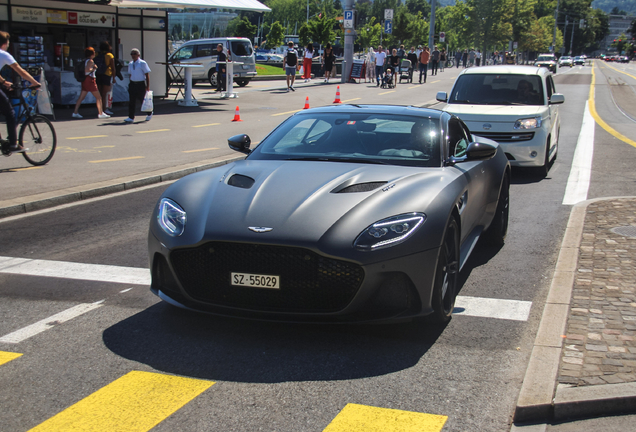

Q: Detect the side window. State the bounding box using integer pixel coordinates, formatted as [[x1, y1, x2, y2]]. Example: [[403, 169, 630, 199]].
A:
[[172, 46, 194, 61], [448, 118, 469, 157], [195, 44, 214, 58], [545, 76, 553, 99]]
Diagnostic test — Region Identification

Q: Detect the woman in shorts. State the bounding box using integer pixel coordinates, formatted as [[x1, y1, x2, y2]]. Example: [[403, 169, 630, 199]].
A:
[[72, 47, 109, 119], [96, 41, 116, 115]]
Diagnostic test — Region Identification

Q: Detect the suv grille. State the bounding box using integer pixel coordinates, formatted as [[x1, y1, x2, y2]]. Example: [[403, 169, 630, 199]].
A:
[[170, 242, 364, 313], [472, 131, 535, 142]]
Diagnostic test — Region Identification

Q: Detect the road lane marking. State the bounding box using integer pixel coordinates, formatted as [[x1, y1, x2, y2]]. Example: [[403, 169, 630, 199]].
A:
[[0, 301, 104, 344], [379, 90, 395, 95], [603, 61, 636, 81], [0, 256, 531, 321], [453, 296, 532, 321], [323, 403, 447, 432], [0, 167, 42, 173], [272, 109, 303, 117], [182, 147, 219, 153], [66, 135, 108, 140], [136, 129, 170, 134], [28, 371, 214, 432], [0, 256, 151, 285], [563, 101, 594, 205], [94, 145, 115, 149], [430, 80, 440, 83], [0, 351, 22, 365], [341, 98, 361, 103], [192, 123, 221, 128], [89, 156, 145, 163]]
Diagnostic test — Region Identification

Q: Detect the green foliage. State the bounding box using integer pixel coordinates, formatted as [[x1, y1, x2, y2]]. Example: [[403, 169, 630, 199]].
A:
[[306, 14, 337, 46], [266, 21, 285, 49], [227, 16, 257, 39], [355, 17, 383, 49]]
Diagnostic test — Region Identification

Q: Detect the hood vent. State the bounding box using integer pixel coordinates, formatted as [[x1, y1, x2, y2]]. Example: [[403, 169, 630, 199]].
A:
[[335, 181, 388, 193], [228, 174, 255, 189]]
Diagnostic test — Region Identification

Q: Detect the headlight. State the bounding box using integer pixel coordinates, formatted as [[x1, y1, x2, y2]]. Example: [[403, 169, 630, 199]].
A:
[[157, 198, 187, 236], [514, 117, 542, 129], [354, 213, 426, 250]]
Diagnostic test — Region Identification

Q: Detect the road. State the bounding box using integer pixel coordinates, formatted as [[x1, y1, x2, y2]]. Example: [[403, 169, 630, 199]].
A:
[[0, 61, 634, 431]]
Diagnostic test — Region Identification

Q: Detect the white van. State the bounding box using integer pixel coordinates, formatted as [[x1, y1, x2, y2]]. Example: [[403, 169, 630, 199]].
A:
[[168, 37, 257, 87]]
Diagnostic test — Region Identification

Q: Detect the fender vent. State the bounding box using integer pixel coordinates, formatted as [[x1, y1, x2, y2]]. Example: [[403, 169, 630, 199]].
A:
[[336, 182, 387, 193], [228, 174, 255, 189]]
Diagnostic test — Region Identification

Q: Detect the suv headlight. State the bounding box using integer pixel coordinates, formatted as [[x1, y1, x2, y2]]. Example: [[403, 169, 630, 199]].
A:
[[354, 213, 426, 250], [514, 117, 542, 129], [158, 198, 187, 236]]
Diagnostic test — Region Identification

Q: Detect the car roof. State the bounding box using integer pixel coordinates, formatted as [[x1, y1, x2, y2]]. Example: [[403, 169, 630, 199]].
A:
[[459, 65, 545, 76], [295, 104, 445, 120], [180, 37, 251, 46]]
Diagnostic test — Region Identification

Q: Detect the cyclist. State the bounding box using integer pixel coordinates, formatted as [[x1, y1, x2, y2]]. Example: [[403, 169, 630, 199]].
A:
[[0, 31, 39, 153]]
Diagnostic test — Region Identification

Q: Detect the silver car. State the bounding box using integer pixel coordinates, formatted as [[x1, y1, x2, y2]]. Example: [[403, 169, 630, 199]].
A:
[[168, 37, 257, 87], [437, 65, 564, 176]]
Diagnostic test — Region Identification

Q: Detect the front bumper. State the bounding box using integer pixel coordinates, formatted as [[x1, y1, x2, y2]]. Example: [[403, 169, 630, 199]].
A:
[[148, 232, 440, 323], [470, 127, 549, 167]]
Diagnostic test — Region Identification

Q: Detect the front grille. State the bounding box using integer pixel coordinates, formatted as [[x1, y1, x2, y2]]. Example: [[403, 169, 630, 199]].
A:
[[472, 131, 535, 142], [170, 242, 364, 313]]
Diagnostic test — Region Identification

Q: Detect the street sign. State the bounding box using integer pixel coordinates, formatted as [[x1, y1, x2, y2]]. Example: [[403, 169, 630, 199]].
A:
[[344, 10, 353, 29], [439, 32, 445, 42], [384, 20, 392, 34], [384, 9, 393, 20]]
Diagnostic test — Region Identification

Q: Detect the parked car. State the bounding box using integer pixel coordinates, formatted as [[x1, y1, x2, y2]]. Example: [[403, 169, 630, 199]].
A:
[[437, 65, 564, 176], [534, 53, 557, 73], [573, 56, 585, 66], [168, 37, 257, 87], [558, 56, 573, 67], [148, 105, 511, 324], [619, 56, 630, 63]]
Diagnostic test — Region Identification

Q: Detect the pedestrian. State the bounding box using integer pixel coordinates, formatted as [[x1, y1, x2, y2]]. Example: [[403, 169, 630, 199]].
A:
[[455, 50, 462, 68], [440, 49, 446, 72], [0, 31, 41, 152], [462, 49, 468, 68], [475, 49, 482, 66], [123, 48, 152, 123], [431, 45, 440, 75], [95, 41, 116, 116], [397, 44, 405, 61], [322, 43, 335, 83], [389, 48, 400, 75], [303, 43, 313, 82], [72, 47, 110, 120], [407, 46, 417, 81], [493, 51, 499, 65], [468, 48, 476, 67], [366, 47, 376, 83], [375, 45, 386, 87], [418, 46, 429, 83], [284, 41, 298, 91], [215, 44, 226, 92]]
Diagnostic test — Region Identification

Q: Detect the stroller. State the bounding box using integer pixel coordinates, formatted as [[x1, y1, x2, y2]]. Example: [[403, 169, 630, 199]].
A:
[[398, 59, 413, 83], [381, 67, 395, 88]]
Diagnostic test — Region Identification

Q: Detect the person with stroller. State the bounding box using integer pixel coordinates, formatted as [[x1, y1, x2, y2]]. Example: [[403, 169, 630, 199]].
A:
[[388, 48, 400, 74], [407, 47, 417, 82], [381, 66, 394, 88], [375, 45, 386, 87]]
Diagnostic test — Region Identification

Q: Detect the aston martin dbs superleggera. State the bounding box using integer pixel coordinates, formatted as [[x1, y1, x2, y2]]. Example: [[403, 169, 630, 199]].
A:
[[148, 105, 510, 324]]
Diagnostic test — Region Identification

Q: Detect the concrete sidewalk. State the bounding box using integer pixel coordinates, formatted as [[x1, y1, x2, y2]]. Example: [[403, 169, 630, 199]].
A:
[[513, 197, 636, 430]]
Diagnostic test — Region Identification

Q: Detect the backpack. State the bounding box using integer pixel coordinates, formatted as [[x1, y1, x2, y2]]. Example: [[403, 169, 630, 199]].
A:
[[114, 58, 124, 80], [74, 60, 86, 82], [286, 49, 297, 67], [94, 53, 107, 76]]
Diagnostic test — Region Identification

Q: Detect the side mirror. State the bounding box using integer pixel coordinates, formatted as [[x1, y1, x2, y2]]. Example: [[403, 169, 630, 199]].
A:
[[228, 134, 251, 154], [436, 91, 448, 102], [465, 141, 497, 160], [549, 94, 565, 104]]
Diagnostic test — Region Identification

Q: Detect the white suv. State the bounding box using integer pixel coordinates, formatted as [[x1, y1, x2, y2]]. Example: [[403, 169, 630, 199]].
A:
[[436, 65, 564, 175]]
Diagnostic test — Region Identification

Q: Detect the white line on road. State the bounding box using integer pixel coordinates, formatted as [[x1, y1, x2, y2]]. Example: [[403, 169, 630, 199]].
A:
[[563, 101, 595, 205], [454, 296, 532, 321], [0, 301, 104, 344]]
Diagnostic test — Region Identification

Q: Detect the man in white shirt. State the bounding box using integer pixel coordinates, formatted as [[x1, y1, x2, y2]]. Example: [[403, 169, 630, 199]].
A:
[[475, 50, 482, 66], [0, 31, 40, 152], [124, 48, 152, 123], [283, 42, 298, 92], [375, 46, 386, 87]]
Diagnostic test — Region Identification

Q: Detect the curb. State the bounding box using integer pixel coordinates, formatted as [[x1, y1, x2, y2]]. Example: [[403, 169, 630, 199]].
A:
[[513, 196, 636, 426], [0, 154, 244, 220]]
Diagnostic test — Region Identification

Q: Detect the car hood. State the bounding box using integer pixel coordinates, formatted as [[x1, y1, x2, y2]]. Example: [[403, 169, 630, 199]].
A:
[[443, 104, 546, 122], [158, 160, 452, 253]]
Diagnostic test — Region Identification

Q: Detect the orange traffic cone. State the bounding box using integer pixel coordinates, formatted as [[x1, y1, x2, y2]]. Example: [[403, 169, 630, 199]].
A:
[[231, 106, 243, 122], [303, 96, 310, 109], [333, 86, 342, 104]]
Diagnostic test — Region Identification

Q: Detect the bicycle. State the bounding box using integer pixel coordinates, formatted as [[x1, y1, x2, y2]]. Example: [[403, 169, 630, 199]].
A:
[[445, 58, 455, 68], [0, 83, 56, 166]]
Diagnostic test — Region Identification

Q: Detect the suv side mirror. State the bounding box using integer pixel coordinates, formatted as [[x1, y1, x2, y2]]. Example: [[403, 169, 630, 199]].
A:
[[436, 91, 448, 102], [228, 134, 251, 154], [549, 94, 565, 104]]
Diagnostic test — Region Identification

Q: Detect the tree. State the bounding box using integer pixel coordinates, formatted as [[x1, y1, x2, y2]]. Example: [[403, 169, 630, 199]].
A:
[[355, 17, 383, 49], [611, 32, 629, 53], [266, 21, 285, 49], [226, 16, 257, 39], [406, 0, 430, 17], [306, 14, 337, 46]]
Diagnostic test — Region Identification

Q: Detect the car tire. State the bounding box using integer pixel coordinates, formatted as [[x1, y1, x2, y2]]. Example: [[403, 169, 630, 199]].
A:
[[537, 137, 552, 177], [236, 80, 249, 87], [484, 174, 509, 246], [425, 216, 459, 324], [208, 70, 218, 87]]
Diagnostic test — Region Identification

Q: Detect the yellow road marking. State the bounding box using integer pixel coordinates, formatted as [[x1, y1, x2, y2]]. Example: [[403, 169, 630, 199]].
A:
[[0, 351, 22, 366], [136, 129, 170, 134], [89, 156, 145, 163], [408, 85, 420, 89], [94, 146, 115, 149], [602, 61, 636, 81], [66, 135, 108, 140], [341, 98, 361, 103], [430, 80, 440, 83], [589, 64, 636, 149], [182, 147, 219, 153], [0, 167, 42, 173], [28, 371, 214, 432], [379, 90, 396, 95], [272, 109, 303, 117], [323, 403, 447, 432], [192, 123, 221, 128]]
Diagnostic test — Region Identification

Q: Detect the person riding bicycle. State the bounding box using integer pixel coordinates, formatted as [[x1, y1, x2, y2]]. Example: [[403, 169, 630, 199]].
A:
[[0, 31, 39, 153]]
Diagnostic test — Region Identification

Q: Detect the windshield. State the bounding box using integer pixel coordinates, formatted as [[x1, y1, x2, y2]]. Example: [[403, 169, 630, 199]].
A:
[[249, 113, 442, 167], [448, 74, 544, 106], [231, 41, 253, 57], [537, 55, 554, 62]]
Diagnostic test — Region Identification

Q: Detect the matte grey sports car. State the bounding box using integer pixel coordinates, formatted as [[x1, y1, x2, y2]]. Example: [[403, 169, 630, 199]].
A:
[[148, 105, 510, 324]]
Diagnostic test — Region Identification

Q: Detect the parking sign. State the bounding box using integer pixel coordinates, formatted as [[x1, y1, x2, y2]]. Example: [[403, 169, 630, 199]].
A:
[[344, 10, 353, 29]]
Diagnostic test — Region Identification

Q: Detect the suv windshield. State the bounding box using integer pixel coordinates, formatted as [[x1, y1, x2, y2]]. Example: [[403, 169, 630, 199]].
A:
[[448, 74, 544, 106], [250, 113, 442, 167], [231, 41, 253, 57]]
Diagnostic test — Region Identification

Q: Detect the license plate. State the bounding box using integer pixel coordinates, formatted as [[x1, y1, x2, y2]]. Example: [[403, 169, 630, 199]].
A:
[[231, 272, 280, 289]]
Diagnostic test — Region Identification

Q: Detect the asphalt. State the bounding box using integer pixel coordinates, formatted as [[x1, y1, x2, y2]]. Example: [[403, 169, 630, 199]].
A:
[[1, 77, 635, 430]]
